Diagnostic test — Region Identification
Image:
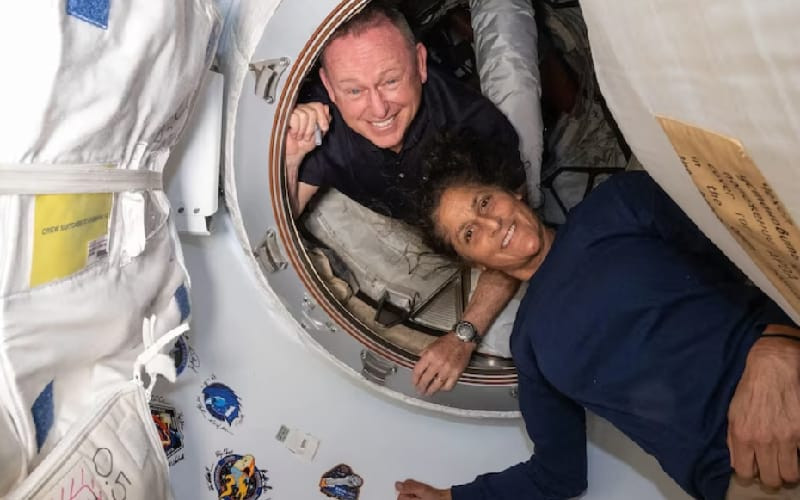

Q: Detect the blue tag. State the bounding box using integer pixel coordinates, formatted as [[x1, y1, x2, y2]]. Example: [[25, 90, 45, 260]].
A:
[[66, 0, 110, 30], [31, 381, 54, 452]]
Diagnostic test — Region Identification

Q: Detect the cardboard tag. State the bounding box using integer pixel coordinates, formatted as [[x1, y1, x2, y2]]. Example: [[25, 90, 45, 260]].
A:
[[657, 116, 800, 317]]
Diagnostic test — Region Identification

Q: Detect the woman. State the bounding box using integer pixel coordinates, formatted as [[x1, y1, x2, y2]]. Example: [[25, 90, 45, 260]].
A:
[[396, 135, 800, 500]]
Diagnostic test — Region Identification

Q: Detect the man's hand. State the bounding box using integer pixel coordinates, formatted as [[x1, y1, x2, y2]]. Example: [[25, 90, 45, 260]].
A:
[[727, 333, 800, 488], [413, 333, 474, 396], [286, 102, 330, 212], [396, 479, 452, 500], [411, 269, 519, 396], [286, 102, 330, 159]]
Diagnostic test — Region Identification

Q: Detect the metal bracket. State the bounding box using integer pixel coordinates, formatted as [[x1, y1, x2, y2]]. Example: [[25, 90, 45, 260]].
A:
[[300, 294, 326, 330], [360, 350, 397, 386], [254, 229, 288, 274], [248, 57, 290, 103]]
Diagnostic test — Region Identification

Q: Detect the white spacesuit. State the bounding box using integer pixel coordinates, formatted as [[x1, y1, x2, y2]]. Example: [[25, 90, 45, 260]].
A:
[[0, 2, 220, 497]]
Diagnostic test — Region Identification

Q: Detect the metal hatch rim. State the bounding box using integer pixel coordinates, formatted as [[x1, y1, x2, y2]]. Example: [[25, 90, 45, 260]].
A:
[[265, 0, 518, 384]]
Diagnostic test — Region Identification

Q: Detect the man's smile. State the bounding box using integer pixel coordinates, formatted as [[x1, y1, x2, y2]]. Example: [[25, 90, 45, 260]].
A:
[[369, 115, 396, 129]]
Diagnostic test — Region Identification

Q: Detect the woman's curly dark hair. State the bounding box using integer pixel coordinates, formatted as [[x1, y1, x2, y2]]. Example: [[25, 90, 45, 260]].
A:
[[416, 130, 526, 259]]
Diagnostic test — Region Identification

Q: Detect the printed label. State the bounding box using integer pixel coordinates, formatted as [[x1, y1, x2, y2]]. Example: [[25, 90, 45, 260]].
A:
[[31, 193, 112, 287], [658, 116, 800, 316], [87, 235, 109, 265], [275, 425, 320, 462]]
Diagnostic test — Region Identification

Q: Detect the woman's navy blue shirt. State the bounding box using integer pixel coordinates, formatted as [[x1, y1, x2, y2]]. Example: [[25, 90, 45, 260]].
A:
[[453, 171, 794, 500]]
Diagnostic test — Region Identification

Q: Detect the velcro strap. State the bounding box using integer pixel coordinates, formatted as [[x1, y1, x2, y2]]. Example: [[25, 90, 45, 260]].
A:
[[0, 163, 162, 194]]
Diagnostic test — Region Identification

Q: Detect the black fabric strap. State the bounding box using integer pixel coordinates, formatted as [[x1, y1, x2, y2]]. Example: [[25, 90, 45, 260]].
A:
[[761, 333, 800, 343]]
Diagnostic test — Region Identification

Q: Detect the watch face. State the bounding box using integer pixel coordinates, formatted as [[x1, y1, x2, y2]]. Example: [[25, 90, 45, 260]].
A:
[[455, 321, 476, 342]]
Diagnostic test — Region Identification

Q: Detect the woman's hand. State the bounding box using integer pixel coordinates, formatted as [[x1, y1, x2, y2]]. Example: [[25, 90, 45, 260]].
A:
[[395, 479, 452, 500], [728, 331, 800, 488]]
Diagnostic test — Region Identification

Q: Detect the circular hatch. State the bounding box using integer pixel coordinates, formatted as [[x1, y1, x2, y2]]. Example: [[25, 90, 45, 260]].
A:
[[224, 0, 520, 414]]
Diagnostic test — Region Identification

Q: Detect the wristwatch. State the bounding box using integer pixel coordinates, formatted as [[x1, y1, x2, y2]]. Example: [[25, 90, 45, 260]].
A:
[[453, 320, 480, 344]]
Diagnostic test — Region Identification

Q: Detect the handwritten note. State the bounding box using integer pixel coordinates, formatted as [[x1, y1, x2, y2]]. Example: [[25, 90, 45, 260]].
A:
[[47, 465, 109, 500], [657, 116, 800, 317]]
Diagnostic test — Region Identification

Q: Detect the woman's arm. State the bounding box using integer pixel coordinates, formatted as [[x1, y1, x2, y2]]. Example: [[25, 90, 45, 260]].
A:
[[397, 359, 588, 500], [451, 361, 588, 499]]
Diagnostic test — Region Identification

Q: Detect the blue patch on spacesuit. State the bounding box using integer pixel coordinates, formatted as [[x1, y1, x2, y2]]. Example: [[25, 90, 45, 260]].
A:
[[175, 284, 190, 322], [31, 381, 54, 452], [66, 0, 110, 30]]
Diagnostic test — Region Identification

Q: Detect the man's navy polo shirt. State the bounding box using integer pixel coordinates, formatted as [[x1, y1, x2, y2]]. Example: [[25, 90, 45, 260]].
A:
[[297, 65, 523, 221]]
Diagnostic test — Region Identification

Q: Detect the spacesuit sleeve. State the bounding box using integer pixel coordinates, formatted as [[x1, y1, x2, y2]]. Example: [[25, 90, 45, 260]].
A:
[[451, 360, 588, 500]]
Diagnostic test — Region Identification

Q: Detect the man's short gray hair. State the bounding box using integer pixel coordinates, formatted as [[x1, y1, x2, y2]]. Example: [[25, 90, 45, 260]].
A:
[[320, 2, 417, 69]]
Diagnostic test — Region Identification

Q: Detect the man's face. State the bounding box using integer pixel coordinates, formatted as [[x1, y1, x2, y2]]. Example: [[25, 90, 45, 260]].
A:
[[320, 21, 427, 153]]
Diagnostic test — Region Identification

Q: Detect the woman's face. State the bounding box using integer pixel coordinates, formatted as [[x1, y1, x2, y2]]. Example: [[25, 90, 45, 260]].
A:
[[434, 184, 550, 278]]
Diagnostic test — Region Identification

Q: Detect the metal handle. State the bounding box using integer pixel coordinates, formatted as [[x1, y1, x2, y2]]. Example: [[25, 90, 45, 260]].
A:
[[254, 228, 287, 274], [249, 57, 290, 103], [360, 350, 397, 386]]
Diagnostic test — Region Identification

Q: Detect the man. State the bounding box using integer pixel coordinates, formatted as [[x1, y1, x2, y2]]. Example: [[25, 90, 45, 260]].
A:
[[284, 2, 525, 395]]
